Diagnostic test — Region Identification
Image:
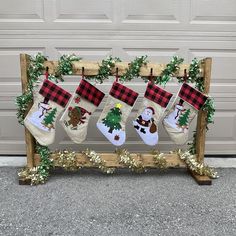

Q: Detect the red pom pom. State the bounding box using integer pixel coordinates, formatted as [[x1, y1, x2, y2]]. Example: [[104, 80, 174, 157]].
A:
[[68, 107, 73, 111]]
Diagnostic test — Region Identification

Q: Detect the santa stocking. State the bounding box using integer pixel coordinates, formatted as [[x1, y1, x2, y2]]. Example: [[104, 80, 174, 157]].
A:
[[60, 79, 105, 143], [163, 83, 208, 145], [97, 81, 139, 146], [24, 79, 72, 146], [133, 82, 173, 146]]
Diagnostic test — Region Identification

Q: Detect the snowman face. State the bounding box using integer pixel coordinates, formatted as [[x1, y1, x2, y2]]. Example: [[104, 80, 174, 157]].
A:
[[142, 108, 153, 121]]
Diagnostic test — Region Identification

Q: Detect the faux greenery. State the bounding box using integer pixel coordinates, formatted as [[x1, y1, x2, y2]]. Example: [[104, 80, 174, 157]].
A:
[[87, 56, 121, 83], [156, 56, 184, 86], [56, 54, 82, 81], [120, 56, 148, 82], [16, 53, 47, 125]]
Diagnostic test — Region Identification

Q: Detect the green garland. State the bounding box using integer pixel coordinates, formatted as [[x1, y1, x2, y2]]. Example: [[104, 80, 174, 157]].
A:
[[87, 56, 121, 83], [16, 53, 47, 125], [157, 56, 184, 86], [186, 59, 215, 154], [18, 144, 52, 185], [120, 56, 148, 82]]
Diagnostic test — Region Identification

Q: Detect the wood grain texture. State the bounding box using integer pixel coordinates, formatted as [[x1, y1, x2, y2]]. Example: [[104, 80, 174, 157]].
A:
[[188, 170, 212, 185], [196, 58, 212, 163], [34, 152, 186, 168], [44, 60, 205, 77], [20, 54, 35, 168]]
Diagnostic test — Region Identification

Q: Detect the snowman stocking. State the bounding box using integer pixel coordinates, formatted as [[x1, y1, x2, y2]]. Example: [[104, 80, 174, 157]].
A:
[[163, 83, 208, 145], [133, 82, 173, 146], [97, 81, 139, 146], [24, 79, 72, 146], [60, 79, 105, 143]]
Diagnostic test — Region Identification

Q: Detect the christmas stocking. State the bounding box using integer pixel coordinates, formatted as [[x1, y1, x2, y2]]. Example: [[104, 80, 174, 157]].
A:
[[133, 82, 173, 146], [59, 79, 105, 143], [24, 79, 72, 146], [97, 81, 139, 146], [163, 83, 208, 145]]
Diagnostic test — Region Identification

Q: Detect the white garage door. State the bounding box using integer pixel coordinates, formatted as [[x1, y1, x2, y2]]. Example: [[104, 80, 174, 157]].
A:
[[0, 0, 236, 155]]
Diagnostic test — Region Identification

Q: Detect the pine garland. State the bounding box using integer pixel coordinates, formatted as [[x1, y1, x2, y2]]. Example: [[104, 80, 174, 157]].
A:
[[56, 54, 82, 81], [18, 144, 53, 185], [185, 58, 215, 154], [87, 56, 121, 83], [157, 56, 184, 86], [16, 53, 47, 125], [120, 56, 148, 82]]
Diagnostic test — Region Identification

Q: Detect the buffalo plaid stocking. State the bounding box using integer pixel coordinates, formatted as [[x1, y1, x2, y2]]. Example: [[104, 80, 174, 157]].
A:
[[97, 82, 139, 146], [163, 83, 208, 145], [24, 79, 72, 146], [133, 82, 173, 146], [60, 79, 105, 143]]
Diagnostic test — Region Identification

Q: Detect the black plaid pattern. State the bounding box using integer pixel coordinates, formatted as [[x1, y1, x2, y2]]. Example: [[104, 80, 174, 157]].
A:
[[109, 82, 139, 106], [76, 79, 105, 106], [178, 83, 208, 110], [39, 79, 72, 107], [144, 82, 173, 108]]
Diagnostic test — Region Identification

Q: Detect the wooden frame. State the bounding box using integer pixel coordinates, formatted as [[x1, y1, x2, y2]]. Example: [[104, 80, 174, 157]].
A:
[[19, 54, 212, 185]]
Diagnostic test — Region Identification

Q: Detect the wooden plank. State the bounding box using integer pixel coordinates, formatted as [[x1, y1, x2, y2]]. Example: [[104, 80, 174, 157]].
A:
[[34, 152, 186, 168], [19, 178, 31, 185], [20, 54, 35, 168], [188, 170, 212, 185], [43, 61, 204, 77], [195, 58, 212, 163]]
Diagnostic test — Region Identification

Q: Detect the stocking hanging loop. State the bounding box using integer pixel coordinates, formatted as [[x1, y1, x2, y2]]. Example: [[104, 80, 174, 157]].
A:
[[184, 69, 188, 83], [82, 66, 85, 79], [115, 67, 119, 82], [149, 68, 154, 84], [45, 66, 49, 80]]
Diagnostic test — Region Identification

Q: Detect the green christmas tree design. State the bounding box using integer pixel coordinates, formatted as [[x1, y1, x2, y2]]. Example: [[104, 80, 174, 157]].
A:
[[102, 104, 122, 133], [177, 108, 190, 129], [42, 108, 57, 130]]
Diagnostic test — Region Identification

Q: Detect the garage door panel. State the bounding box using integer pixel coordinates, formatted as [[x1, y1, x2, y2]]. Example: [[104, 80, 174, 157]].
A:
[[0, 48, 45, 83], [0, 0, 236, 154]]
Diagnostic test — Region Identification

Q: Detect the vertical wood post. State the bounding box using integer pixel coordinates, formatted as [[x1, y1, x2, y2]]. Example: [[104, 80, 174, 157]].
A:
[[20, 54, 35, 168], [195, 58, 212, 163]]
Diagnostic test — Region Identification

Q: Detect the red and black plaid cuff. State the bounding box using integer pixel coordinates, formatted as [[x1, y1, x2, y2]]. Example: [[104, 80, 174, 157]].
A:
[[178, 83, 207, 110], [144, 82, 173, 108], [39, 79, 72, 108], [109, 82, 139, 106], [76, 79, 105, 106]]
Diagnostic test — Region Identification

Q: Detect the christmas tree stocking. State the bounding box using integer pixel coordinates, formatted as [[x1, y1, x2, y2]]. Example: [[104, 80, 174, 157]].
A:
[[59, 79, 105, 143], [163, 83, 208, 145], [133, 82, 173, 146], [24, 79, 72, 146], [97, 81, 139, 146]]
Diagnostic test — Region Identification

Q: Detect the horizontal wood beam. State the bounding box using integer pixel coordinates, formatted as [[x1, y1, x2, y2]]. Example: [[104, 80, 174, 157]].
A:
[[44, 61, 204, 77], [34, 152, 186, 168]]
